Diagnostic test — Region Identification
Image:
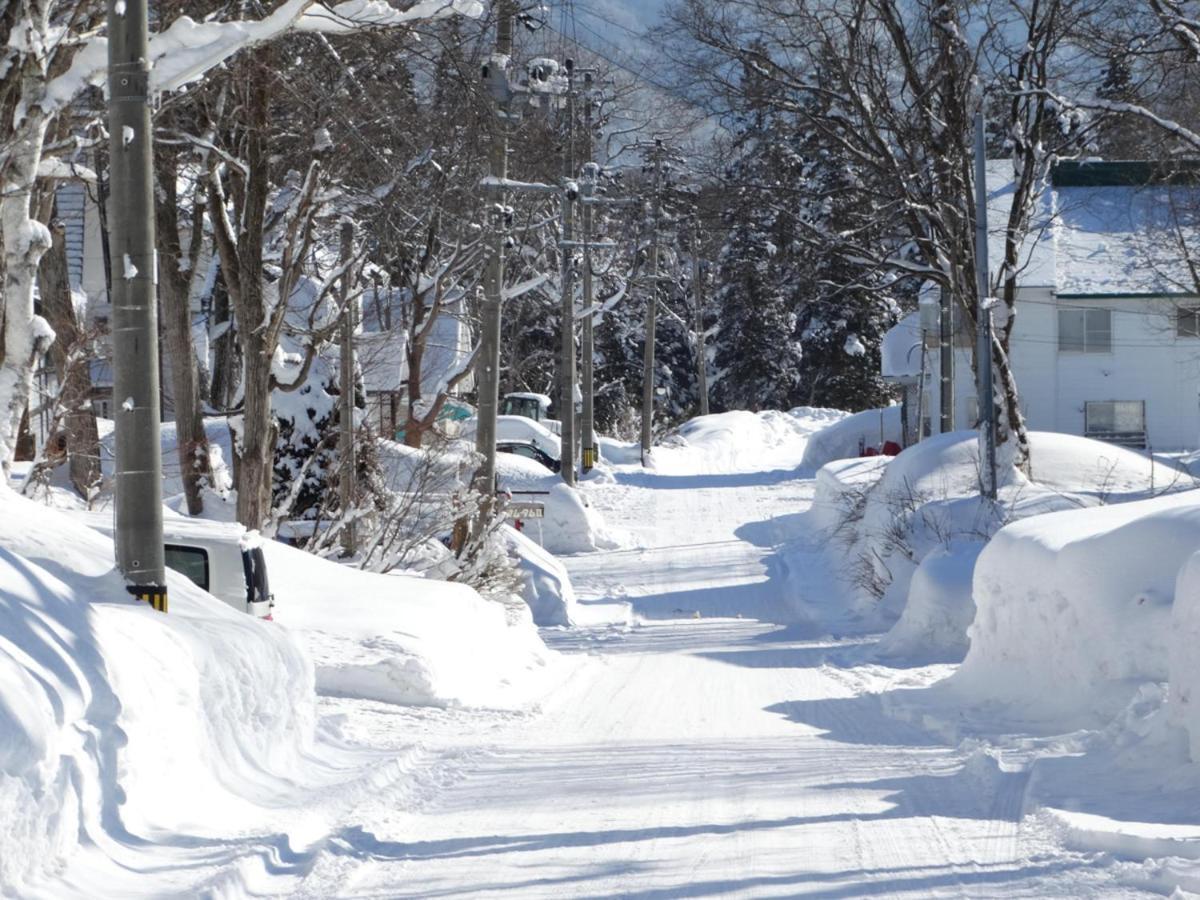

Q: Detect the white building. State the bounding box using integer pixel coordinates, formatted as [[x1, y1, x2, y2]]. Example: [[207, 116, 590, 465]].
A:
[[896, 161, 1200, 451]]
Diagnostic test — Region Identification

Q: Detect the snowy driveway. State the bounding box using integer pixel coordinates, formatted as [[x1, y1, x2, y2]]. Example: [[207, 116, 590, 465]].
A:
[[314, 464, 1140, 899]]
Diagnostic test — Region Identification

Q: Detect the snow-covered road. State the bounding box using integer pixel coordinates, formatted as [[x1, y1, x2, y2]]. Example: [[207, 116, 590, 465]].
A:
[[308, 462, 1140, 898]]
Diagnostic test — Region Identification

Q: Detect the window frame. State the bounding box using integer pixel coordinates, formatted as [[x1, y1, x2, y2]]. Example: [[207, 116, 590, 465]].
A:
[[1058, 307, 1112, 354], [1178, 306, 1200, 339], [164, 543, 210, 592]]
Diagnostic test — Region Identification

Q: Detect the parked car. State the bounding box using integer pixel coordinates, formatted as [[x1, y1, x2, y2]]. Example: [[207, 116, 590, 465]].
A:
[[497, 439, 561, 473], [77, 513, 274, 618]]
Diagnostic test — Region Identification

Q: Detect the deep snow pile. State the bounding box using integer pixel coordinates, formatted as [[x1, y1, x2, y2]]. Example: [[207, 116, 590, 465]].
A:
[[376, 438, 623, 558], [0, 488, 316, 895], [801, 405, 901, 469], [942, 491, 1200, 728], [502, 523, 576, 627], [265, 539, 557, 709], [811, 429, 1192, 661], [644, 407, 847, 476]]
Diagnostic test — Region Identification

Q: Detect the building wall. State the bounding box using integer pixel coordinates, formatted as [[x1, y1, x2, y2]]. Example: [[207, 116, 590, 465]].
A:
[[927, 287, 1200, 451]]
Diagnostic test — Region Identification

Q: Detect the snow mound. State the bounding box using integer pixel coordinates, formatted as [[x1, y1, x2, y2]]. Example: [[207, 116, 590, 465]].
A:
[[876, 541, 985, 663], [263, 539, 556, 709], [540, 482, 623, 555], [649, 408, 846, 476], [815, 429, 1178, 654], [949, 490, 1200, 728], [1168, 551, 1200, 761], [801, 406, 902, 469], [503, 524, 576, 627], [0, 489, 316, 894]]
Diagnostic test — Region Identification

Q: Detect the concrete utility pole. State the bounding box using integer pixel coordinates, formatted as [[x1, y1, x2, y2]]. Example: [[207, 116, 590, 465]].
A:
[[338, 220, 358, 555], [640, 141, 664, 466], [939, 281, 955, 434], [559, 61, 578, 487], [580, 80, 597, 473], [108, 0, 166, 612], [692, 228, 710, 417], [474, 0, 516, 534], [974, 111, 998, 499]]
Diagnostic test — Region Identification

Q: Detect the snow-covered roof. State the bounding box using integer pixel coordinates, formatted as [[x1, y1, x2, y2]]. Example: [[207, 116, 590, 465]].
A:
[[356, 328, 408, 394], [880, 311, 923, 380], [356, 310, 474, 397], [986, 160, 1200, 298]]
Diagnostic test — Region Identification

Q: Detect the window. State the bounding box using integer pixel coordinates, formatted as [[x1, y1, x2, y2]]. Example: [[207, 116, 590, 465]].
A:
[[164, 544, 209, 591], [1179, 307, 1200, 338], [1085, 400, 1146, 447], [1058, 308, 1111, 353]]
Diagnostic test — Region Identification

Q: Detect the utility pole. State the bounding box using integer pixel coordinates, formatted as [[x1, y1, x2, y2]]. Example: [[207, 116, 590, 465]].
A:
[[692, 227, 710, 417], [939, 283, 955, 434], [974, 111, 998, 499], [109, 0, 166, 612], [559, 60, 578, 486], [640, 141, 664, 466], [474, 0, 517, 535], [580, 78, 597, 473], [338, 220, 358, 555]]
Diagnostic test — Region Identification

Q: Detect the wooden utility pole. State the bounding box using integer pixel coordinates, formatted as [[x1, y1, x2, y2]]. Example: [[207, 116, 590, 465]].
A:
[[559, 60, 577, 486], [692, 228, 710, 417], [338, 220, 358, 555], [474, 0, 517, 535], [640, 141, 664, 466], [580, 94, 597, 472], [974, 111, 997, 499], [108, 0, 166, 611]]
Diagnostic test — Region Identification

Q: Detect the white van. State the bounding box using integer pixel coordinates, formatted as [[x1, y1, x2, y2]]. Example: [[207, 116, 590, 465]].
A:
[[78, 513, 274, 619]]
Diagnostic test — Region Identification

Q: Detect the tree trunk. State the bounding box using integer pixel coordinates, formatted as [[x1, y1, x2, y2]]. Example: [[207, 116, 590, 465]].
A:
[[209, 277, 237, 409], [155, 146, 212, 515], [38, 219, 101, 496], [0, 113, 52, 475]]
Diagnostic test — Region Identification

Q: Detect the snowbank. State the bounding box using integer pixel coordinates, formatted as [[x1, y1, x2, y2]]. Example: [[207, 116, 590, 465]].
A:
[[649, 408, 847, 475], [1171, 551, 1200, 761], [814, 430, 1184, 657], [539, 482, 623, 555], [503, 524, 576, 627], [801, 405, 902, 469], [875, 541, 985, 663], [263, 539, 556, 709], [0, 489, 316, 894], [948, 491, 1200, 728]]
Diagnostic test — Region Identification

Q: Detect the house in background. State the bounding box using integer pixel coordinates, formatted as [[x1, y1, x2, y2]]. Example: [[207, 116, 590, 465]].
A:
[[892, 160, 1200, 451], [357, 291, 475, 442]]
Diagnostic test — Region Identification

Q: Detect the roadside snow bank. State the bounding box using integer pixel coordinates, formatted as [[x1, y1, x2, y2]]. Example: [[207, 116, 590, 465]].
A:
[[0, 489, 316, 894], [948, 491, 1200, 728], [1167, 551, 1200, 761], [813, 430, 1185, 658], [801, 406, 901, 469], [875, 540, 985, 663], [649, 407, 847, 475], [503, 524, 576, 627], [264, 540, 557, 709]]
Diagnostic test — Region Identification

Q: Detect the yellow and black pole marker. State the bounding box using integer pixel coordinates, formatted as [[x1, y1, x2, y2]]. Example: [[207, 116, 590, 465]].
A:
[[128, 585, 169, 613], [108, 0, 167, 611]]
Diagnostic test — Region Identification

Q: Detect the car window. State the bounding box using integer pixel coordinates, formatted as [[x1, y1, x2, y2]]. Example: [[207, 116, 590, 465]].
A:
[[165, 544, 209, 591], [514, 446, 538, 459]]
